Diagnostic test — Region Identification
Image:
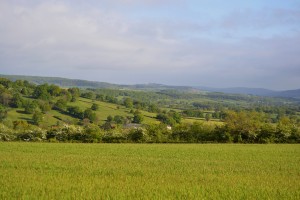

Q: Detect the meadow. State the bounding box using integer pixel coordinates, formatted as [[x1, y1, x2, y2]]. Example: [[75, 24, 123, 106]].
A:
[[0, 143, 299, 199]]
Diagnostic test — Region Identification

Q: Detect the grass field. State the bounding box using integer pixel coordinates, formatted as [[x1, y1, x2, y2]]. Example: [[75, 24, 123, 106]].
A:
[[0, 143, 299, 199]]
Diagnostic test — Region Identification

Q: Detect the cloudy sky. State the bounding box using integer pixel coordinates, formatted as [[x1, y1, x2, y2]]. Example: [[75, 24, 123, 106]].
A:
[[0, 0, 300, 90]]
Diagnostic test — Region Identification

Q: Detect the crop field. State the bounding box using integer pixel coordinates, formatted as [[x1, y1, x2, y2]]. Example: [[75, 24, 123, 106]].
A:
[[0, 143, 299, 199]]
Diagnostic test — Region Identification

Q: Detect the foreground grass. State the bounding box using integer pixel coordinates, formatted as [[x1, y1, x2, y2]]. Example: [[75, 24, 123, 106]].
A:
[[0, 143, 299, 199]]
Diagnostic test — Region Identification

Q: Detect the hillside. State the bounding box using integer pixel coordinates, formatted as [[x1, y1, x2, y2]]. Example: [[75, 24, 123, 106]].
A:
[[0, 74, 119, 89], [7, 97, 158, 128], [0, 77, 299, 143], [1, 74, 300, 98]]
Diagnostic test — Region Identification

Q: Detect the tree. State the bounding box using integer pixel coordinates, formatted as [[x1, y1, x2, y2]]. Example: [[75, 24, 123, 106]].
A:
[[91, 103, 99, 111], [0, 106, 8, 122], [107, 115, 113, 122], [148, 104, 159, 113], [84, 108, 97, 122], [38, 100, 51, 113], [0, 78, 12, 88], [128, 129, 146, 142], [205, 113, 211, 121], [32, 111, 43, 125], [124, 98, 133, 108], [10, 93, 23, 108], [96, 94, 105, 101], [48, 85, 61, 96], [169, 111, 181, 124], [67, 106, 84, 119], [24, 101, 38, 114], [275, 117, 294, 142], [133, 113, 144, 124], [224, 110, 265, 143], [0, 92, 12, 106], [81, 92, 94, 99], [68, 88, 80, 102], [54, 99, 67, 111], [32, 84, 51, 100], [113, 115, 125, 124], [156, 113, 175, 126]]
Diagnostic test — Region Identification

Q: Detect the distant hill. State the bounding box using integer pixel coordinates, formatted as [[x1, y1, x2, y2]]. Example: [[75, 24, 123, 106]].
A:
[[196, 86, 300, 99], [0, 74, 196, 92], [270, 89, 300, 99], [0, 74, 119, 88], [196, 87, 275, 96], [1, 74, 299, 98]]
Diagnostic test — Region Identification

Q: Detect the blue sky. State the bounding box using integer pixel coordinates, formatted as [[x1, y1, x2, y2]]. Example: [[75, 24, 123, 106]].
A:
[[0, 0, 299, 90]]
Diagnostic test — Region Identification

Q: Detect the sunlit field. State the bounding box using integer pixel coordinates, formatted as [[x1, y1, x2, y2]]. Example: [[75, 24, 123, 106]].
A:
[[0, 143, 299, 199]]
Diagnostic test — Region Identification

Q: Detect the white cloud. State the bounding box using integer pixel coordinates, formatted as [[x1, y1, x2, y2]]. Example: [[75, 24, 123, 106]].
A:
[[0, 1, 299, 89]]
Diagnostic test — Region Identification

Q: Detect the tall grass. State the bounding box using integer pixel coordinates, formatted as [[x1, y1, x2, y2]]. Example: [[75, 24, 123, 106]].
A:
[[0, 143, 299, 199]]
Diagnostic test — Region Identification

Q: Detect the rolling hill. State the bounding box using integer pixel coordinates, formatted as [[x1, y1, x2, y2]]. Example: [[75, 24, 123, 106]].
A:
[[1, 74, 299, 98]]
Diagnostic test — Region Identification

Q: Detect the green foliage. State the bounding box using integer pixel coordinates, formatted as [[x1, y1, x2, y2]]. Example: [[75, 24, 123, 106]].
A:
[[133, 113, 144, 124], [24, 100, 38, 114], [0, 77, 300, 144], [106, 115, 113, 122], [146, 124, 171, 143], [224, 110, 265, 143], [32, 84, 51, 100], [54, 99, 67, 111], [67, 106, 84, 119], [10, 93, 23, 108], [128, 128, 147, 142], [0, 106, 8, 122], [123, 97, 133, 108], [32, 111, 43, 125], [16, 127, 46, 141], [205, 113, 211, 121], [81, 92, 94, 99], [38, 100, 51, 113], [0, 92, 12, 106], [113, 115, 126, 124], [48, 85, 61, 96], [91, 103, 99, 111], [83, 108, 97, 122], [156, 111, 181, 126]]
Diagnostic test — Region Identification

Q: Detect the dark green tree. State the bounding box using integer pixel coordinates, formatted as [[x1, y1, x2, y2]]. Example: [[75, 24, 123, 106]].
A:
[[10, 93, 23, 108], [205, 113, 211, 121], [32, 84, 51, 100], [91, 103, 99, 111], [124, 98, 133, 108], [133, 113, 144, 124], [32, 111, 43, 125], [0, 106, 8, 122], [24, 101, 38, 114], [84, 108, 97, 122]]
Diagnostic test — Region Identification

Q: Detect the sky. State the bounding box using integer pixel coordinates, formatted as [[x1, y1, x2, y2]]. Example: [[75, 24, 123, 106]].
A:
[[0, 0, 300, 90]]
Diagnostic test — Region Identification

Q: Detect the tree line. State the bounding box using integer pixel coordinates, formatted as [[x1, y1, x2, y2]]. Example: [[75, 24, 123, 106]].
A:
[[1, 110, 299, 143]]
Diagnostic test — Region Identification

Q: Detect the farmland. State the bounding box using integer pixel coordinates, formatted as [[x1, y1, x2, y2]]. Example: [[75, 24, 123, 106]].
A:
[[0, 143, 299, 199]]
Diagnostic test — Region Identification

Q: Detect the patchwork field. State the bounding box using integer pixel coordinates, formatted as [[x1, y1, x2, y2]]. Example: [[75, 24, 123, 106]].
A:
[[0, 143, 299, 199]]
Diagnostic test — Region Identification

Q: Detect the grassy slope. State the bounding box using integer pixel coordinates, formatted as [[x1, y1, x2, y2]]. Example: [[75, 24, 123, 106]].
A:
[[0, 143, 299, 199], [6, 97, 159, 127]]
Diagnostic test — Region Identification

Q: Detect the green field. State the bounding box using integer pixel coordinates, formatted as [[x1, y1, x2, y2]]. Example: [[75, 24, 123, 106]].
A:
[[0, 143, 299, 199]]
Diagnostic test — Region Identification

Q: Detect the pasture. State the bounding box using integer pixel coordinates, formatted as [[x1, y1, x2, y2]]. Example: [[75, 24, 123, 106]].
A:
[[0, 143, 299, 199]]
